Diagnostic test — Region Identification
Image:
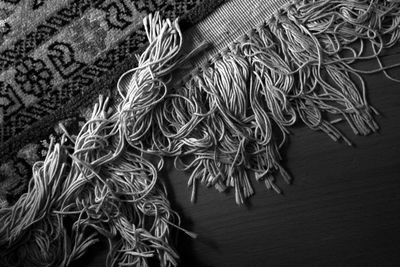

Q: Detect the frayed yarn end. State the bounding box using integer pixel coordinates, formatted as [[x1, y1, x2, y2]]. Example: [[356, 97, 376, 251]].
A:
[[166, 0, 400, 204]]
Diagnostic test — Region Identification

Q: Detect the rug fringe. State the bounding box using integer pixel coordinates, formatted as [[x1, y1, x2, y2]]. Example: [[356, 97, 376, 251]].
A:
[[1, 0, 400, 265], [0, 13, 186, 267], [166, 0, 400, 204]]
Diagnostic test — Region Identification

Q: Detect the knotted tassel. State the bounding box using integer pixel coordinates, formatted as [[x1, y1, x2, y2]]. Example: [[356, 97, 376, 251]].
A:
[[0, 12, 190, 267]]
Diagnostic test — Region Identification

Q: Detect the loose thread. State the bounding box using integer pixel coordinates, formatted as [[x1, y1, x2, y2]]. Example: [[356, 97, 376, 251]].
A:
[[160, 0, 400, 204], [0, 13, 187, 267]]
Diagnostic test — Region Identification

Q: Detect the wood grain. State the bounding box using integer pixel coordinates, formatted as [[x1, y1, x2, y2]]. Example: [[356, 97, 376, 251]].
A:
[[77, 47, 400, 267]]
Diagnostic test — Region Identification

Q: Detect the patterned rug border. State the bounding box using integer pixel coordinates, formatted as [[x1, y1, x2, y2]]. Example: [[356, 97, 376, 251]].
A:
[[0, 0, 226, 161]]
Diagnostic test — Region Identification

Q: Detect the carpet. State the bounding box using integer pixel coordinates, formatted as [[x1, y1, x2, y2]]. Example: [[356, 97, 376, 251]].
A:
[[0, 0, 400, 266], [0, 0, 225, 203]]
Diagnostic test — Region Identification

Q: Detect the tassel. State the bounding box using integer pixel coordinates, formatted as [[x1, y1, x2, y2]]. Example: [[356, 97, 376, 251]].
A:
[[0, 12, 188, 267], [161, 0, 400, 204], [1, 0, 400, 265]]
